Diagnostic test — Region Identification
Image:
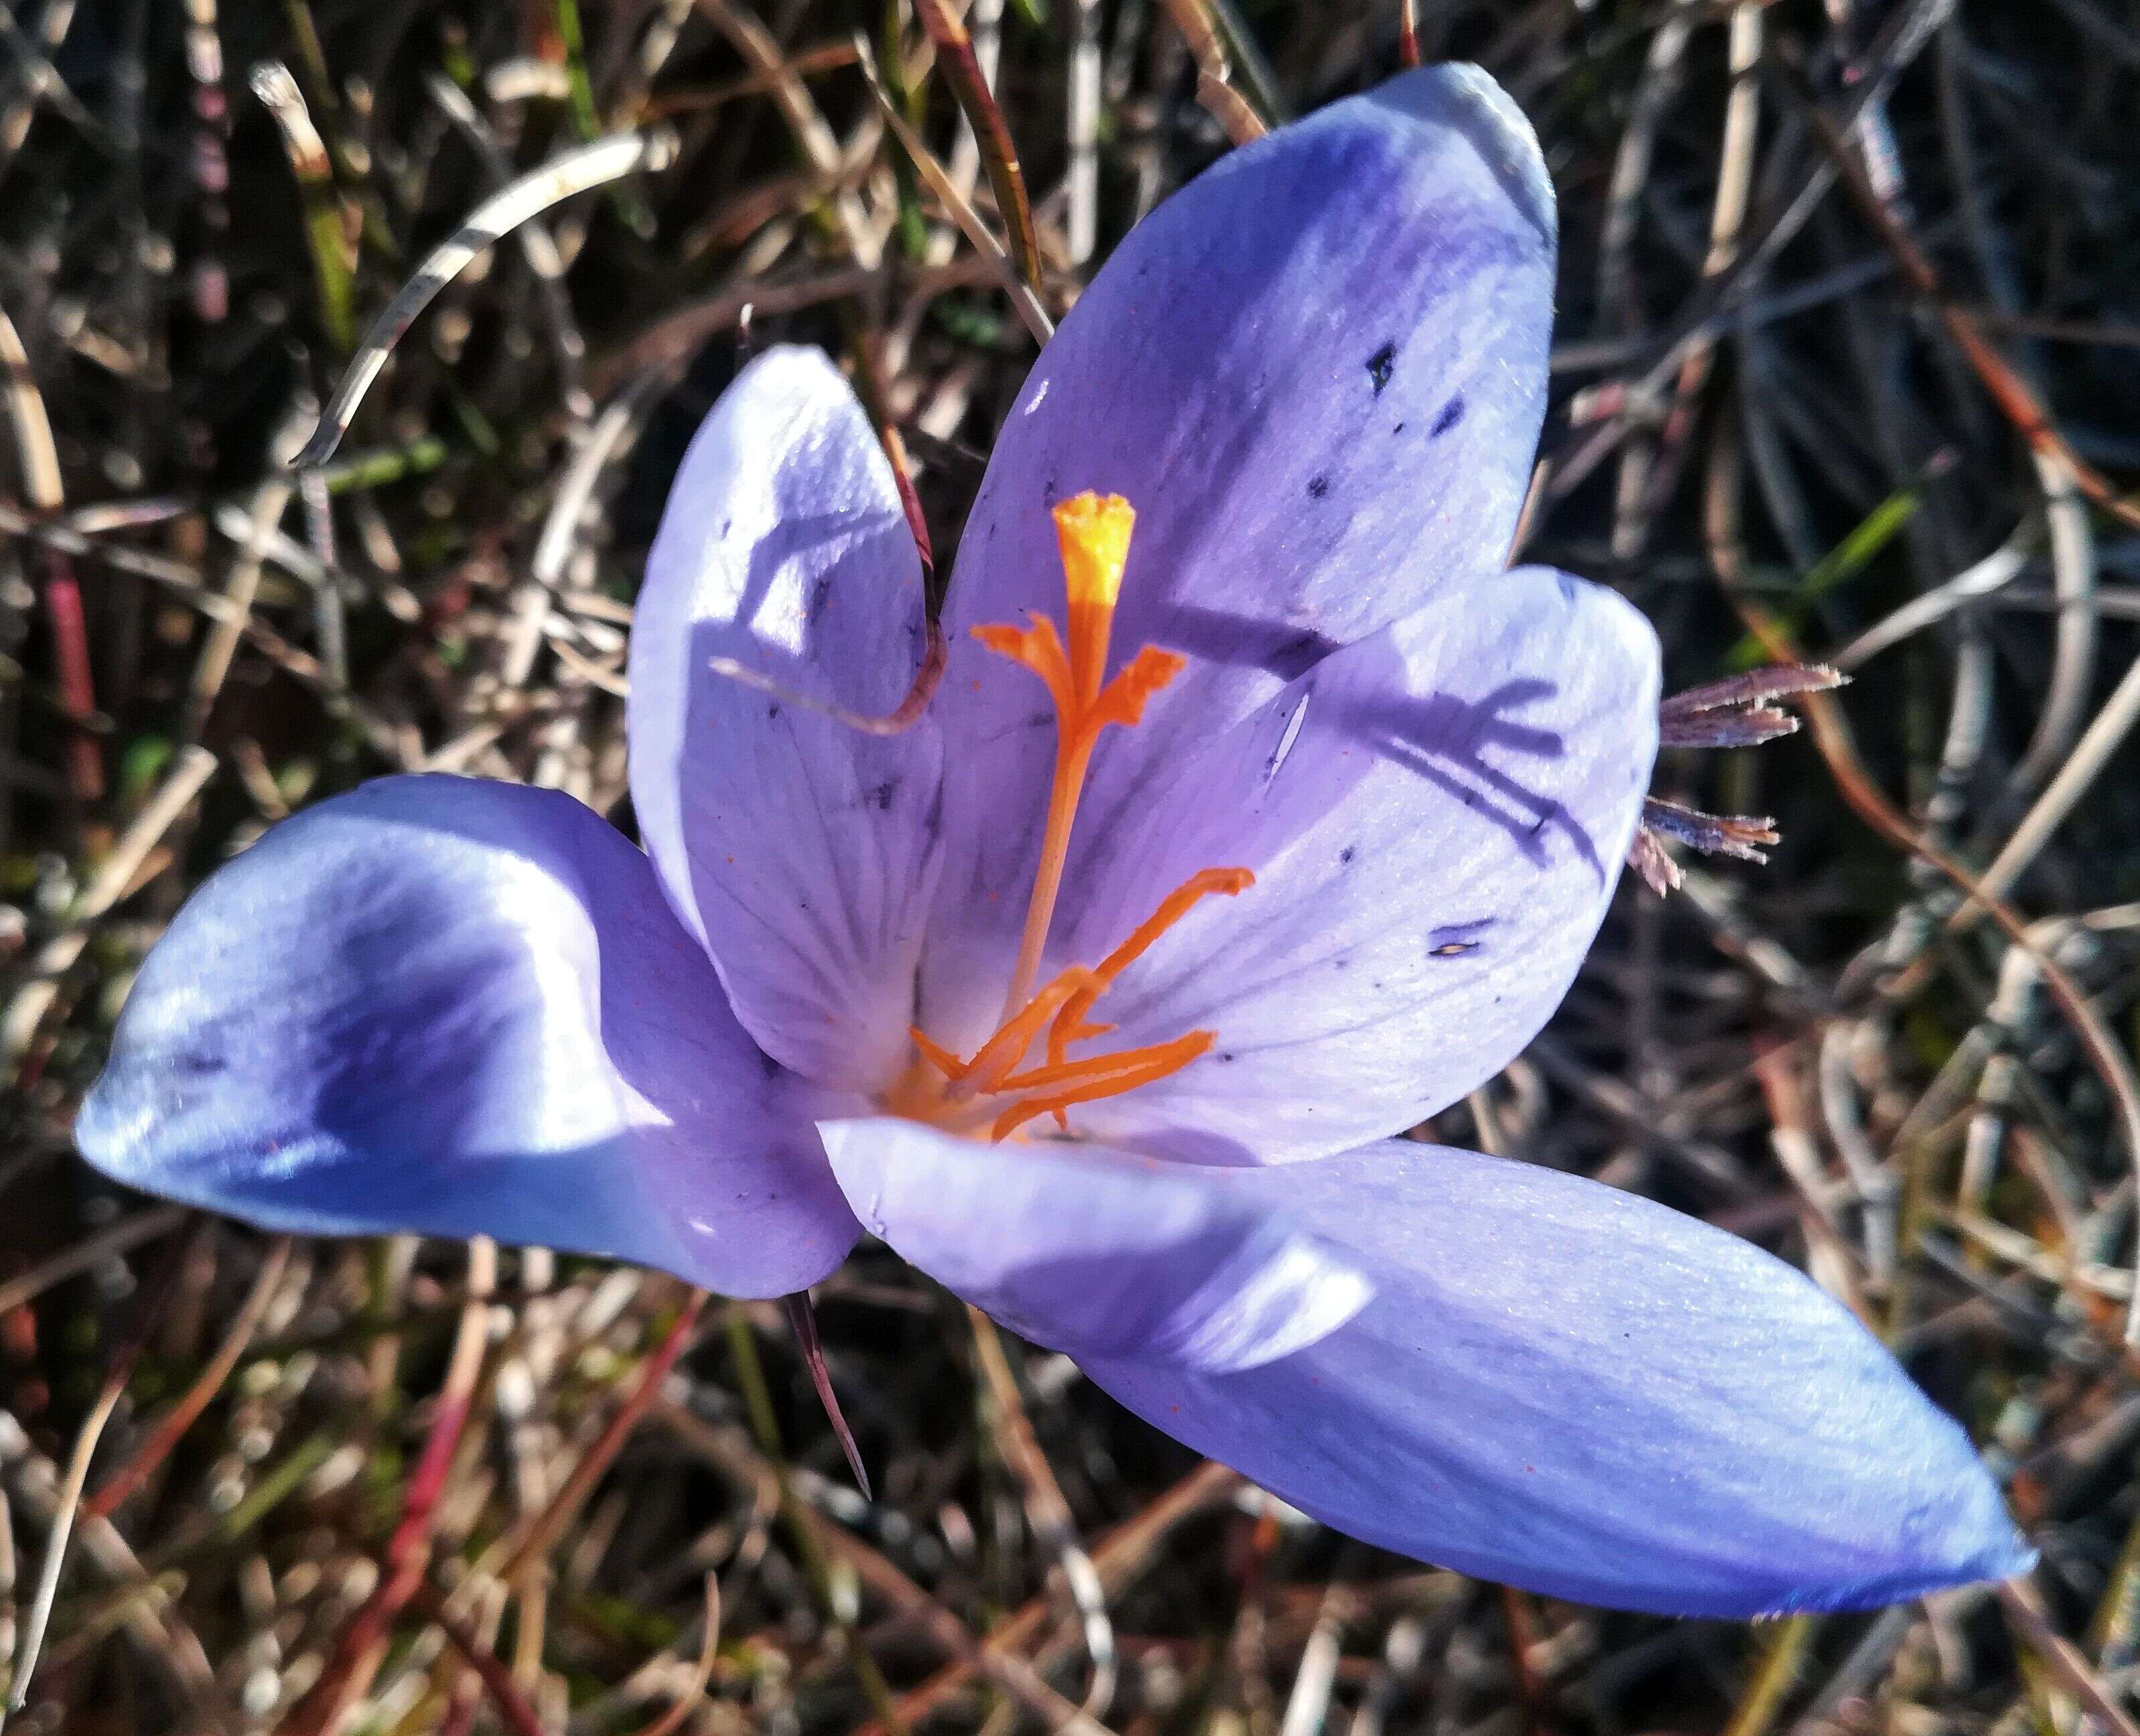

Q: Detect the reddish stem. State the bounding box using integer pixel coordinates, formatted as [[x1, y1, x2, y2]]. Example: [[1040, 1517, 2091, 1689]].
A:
[[42, 553, 103, 803]]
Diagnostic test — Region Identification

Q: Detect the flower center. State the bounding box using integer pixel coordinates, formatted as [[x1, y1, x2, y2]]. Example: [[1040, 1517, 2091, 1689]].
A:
[[890, 492, 1253, 1142]]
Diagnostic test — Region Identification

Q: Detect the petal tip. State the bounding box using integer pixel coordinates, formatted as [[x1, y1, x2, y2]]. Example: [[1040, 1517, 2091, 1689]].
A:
[[734, 340, 838, 390], [1897, 1418, 2038, 1594], [1767, 1426, 2036, 1615], [715, 344, 869, 434], [1767, 1536, 2036, 1617], [1913, 1468, 2039, 1598], [1534, 567, 1664, 693], [72, 1076, 149, 1192], [1367, 63, 1554, 249], [74, 1052, 187, 1183]]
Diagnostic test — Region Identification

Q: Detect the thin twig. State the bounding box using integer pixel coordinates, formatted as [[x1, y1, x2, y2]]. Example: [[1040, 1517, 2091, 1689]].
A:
[[86, 1237, 296, 1520], [969, 1309, 1115, 1717], [1965, 651, 2140, 924], [1999, 1579, 2140, 1736], [621, 1576, 720, 1736], [273, 1238, 496, 1736]]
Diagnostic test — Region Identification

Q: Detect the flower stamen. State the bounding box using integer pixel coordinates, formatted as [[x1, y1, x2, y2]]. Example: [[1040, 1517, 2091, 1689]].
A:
[[1044, 867, 1251, 1070], [898, 490, 1251, 1142], [977, 494, 1187, 1019], [902, 865, 1250, 1141], [989, 1033, 1216, 1142], [938, 970, 1098, 1099]]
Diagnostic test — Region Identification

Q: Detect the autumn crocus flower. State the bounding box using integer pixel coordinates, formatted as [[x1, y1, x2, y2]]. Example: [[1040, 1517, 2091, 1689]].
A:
[[80, 66, 2027, 1616]]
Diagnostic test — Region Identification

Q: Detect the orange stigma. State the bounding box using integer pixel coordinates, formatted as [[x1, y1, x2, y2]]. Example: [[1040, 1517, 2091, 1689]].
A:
[[901, 867, 1253, 1142], [896, 492, 1253, 1143], [974, 493, 1188, 1017]]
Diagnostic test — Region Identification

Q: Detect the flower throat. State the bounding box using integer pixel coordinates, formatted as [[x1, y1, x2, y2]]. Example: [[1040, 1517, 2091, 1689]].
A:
[[889, 492, 1253, 1141]]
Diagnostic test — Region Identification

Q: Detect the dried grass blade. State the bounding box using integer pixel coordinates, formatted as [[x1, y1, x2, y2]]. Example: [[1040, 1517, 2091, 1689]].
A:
[[289, 129, 676, 469], [1155, 0, 1267, 142], [622, 1577, 721, 1736], [86, 1237, 295, 1520], [250, 63, 357, 354], [859, 38, 1053, 345], [6, 1224, 202, 1715], [911, 0, 1045, 291]]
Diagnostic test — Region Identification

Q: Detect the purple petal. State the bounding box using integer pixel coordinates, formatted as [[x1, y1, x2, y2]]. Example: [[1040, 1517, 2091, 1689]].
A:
[[926, 66, 1555, 1011], [1081, 1141, 2034, 1617], [816, 1116, 1370, 1374], [77, 776, 859, 1297], [629, 345, 942, 1094], [928, 569, 1658, 1160]]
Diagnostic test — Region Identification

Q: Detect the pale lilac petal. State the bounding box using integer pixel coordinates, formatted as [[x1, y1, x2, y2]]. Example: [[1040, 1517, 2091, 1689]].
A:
[[1082, 1141, 2034, 1617], [928, 569, 1658, 1157], [816, 1116, 1370, 1374], [77, 776, 858, 1297], [925, 66, 1555, 1016], [629, 345, 942, 1094]]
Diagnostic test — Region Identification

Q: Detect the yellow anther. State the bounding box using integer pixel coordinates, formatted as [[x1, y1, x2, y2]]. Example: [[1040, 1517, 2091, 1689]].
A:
[[1052, 492, 1135, 613], [897, 488, 1250, 1143]]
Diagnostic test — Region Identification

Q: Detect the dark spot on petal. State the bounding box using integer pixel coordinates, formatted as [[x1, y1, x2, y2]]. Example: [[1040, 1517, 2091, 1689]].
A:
[[1307, 474, 1330, 500], [1430, 394, 1467, 439], [766, 700, 782, 720], [1339, 845, 1356, 865], [1429, 918, 1494, 958], [867, 779, 898, 811], [1392, 421, 1407, 435], [1366, 342, 1397, 395]]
